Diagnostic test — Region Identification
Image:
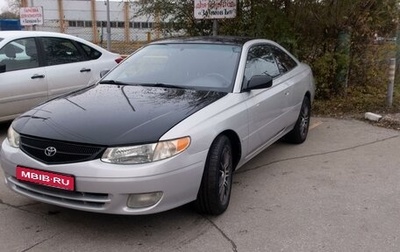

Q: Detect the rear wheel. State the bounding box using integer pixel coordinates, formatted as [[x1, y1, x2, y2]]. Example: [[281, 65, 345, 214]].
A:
[[194, 135, 233, 215], [285, 96, 311, 144]]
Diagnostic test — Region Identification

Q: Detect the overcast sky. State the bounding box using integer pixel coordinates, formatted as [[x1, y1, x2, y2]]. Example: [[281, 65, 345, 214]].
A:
[[0, 0, 8, 12]]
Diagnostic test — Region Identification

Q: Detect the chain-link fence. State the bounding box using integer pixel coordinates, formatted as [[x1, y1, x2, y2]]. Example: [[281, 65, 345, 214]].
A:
[[22, 0, 167, 55], [35, 19, 156, 55]]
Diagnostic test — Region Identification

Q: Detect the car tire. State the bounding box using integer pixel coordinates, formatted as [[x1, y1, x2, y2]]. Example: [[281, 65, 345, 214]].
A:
[[194, 135, 233, 215], [285, 96, 311, 144]]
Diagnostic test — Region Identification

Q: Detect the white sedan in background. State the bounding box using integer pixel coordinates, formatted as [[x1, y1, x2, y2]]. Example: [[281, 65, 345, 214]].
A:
[[0, 31, 122, 122]]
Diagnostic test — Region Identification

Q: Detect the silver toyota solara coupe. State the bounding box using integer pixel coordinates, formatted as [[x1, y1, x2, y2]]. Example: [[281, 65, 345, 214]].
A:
[[0, 36, 315, 215]]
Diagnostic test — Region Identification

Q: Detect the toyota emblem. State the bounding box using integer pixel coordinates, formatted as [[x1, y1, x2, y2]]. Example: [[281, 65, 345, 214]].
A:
[[44, 146, 57, 157]]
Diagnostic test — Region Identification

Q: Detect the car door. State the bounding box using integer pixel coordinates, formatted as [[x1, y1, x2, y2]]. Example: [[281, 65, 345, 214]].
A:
[[39, 36, 92, 99], [270, 45, 303, 121], [243, 44, 292, 157], [0, 37, 48, 121]]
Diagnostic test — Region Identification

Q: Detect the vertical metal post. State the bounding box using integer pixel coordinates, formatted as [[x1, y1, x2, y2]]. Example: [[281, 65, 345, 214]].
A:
[[57, 0, 65, 33], [212, 19, 218, 36], [30, 0, 36, 31], [91, 0, 98, 44], [147, 32, 151, 42], [395, 6, 400, 82], [106, 0, 111, 51], [387, 58, 396, 107], [335, 30, 350, 93]]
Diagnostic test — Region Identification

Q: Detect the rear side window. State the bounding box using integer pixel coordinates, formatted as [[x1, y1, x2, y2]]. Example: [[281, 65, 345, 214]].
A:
[[78, 42, 102, 60], [271, 46, 297, 73], [41, 37, 86, 66], [0, 38, 39, 72]]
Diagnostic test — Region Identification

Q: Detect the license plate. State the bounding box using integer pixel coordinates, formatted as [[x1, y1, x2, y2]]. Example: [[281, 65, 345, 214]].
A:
[[16, 166, 75, 191]]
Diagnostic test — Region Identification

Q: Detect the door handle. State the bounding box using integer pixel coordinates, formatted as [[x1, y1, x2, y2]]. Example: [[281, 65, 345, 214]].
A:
[[80, 68, 91, 73], [31, 74, 45, 79]]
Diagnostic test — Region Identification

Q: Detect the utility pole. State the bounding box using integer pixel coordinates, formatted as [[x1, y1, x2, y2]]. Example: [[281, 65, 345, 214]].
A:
[[30, 0, 36, 31], [106, 0, 111, 51], [57, 0, 65, 33]]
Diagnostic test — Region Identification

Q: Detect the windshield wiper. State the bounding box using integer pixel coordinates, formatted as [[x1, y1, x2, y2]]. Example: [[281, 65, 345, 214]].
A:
[[99, 80, 131, 86], [140, 83, 184, 89]]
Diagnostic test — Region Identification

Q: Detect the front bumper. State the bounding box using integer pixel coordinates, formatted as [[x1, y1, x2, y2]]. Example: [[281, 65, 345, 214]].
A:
[[0, 139, 206, 215]]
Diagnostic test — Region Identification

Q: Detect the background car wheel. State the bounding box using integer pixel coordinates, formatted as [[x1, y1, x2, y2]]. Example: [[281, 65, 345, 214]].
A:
[[194, 135, 233, 215], [285, 96, 311, 144]]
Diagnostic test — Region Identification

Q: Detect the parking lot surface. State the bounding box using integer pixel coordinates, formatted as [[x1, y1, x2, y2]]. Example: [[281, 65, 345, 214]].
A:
[[1, 117, 400, 252]]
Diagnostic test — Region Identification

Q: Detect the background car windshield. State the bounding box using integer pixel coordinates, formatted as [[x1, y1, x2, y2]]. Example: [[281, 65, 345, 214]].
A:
[[105, 43, 241, 92]]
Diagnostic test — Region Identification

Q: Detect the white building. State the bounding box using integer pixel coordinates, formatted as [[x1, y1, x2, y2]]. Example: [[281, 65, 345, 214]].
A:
[[22, 0, 158, 44]]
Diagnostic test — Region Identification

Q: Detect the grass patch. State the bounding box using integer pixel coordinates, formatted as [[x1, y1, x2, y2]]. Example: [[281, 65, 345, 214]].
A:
[[313, 81, 400, 118]]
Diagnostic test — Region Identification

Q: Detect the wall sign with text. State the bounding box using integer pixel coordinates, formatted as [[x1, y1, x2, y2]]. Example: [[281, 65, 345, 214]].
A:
[[194, 0, 237, 19], [20, 7, 44, 26]]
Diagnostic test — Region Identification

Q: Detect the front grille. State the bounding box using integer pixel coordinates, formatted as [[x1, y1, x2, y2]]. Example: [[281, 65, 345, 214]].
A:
[[20, 135, 106, 164], [9, 177, 110, 209]]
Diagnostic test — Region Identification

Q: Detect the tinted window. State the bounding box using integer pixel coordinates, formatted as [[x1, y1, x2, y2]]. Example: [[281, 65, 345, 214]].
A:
[[78, 42, 102, 60], [245, 44, 280, 82], [271, 46, 297, 73], [41, 37, 86, 66], [0, 38, 39, 72]]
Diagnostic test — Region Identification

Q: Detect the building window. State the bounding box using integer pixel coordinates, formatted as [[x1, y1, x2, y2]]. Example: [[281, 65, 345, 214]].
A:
[[133, 22, 140, 28], [77, 21, 84, 27], [117, 22, 124, 28], [85, 21, 92, 27], [141, 22, 148, 29], [68, 20, 76, 27]]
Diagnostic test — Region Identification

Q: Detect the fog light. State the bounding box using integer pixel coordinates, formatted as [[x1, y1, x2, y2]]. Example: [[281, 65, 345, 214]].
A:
[[127, 192, 163, 208]]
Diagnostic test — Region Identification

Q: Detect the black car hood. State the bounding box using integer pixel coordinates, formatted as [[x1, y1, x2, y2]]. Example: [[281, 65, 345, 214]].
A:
[[13, 84, 226, 146]]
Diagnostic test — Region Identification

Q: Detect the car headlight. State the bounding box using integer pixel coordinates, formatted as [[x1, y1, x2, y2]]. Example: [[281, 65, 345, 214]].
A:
[[7, 126, 20, 148], [101, 136, 191, 164]]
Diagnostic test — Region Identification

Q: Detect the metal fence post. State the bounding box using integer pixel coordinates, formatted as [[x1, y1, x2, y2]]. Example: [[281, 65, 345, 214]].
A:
[[212, 20, 218, 36], [147, 32, 151, 42], [106, 0, 111, 51], [335, 31, 351, 92], [387, 58, 396, 107]]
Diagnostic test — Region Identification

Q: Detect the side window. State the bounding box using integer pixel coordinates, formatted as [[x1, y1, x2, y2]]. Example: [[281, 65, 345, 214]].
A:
[[41, 37, 86, 66], [78, 42, 102, 60], [244, 44, 280, 83], [271, 46, 297, 73], [0, 38, 39, 72]]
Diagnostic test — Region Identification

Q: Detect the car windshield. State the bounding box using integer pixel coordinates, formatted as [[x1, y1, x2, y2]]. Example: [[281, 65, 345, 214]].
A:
[[102, 43, 242, 92]]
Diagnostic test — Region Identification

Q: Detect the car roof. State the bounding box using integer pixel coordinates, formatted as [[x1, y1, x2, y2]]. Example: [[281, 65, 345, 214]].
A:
[[0, 31, 98, 46], [0, 30, 116, 54], [0, 30, 90, 43], [150, 36, 255, 46]]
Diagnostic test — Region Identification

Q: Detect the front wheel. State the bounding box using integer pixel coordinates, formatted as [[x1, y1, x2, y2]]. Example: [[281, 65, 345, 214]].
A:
[[193, 135, 233, 215], [285, 96, 311, 144]]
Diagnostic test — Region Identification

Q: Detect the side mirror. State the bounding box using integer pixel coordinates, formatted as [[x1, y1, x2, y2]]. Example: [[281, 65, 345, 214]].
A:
[[100, 70, 110, 78], [244, 75, 273, 91]]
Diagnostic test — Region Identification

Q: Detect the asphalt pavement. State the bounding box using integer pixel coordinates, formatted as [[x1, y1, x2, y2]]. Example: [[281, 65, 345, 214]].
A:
[[0, 117, 400, 252]]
